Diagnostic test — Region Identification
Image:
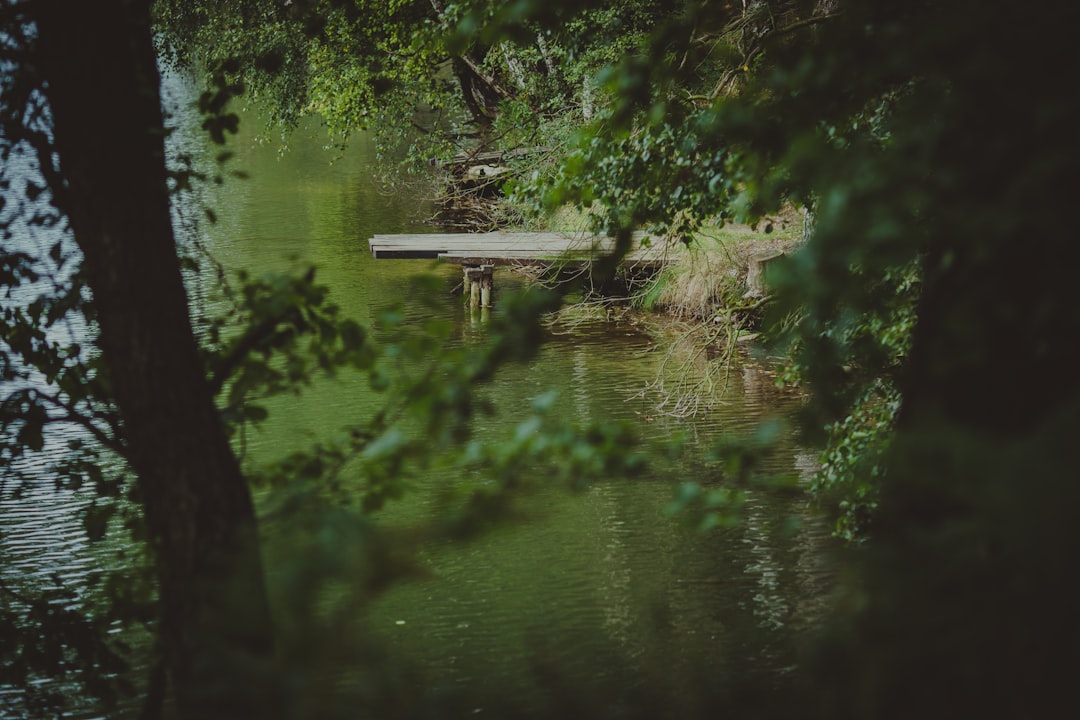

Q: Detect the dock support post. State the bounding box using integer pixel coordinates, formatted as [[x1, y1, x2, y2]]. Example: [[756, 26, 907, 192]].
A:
[[744, 251, 785, 299], [463, 264, 495, 309], [480, 264, 493, 308], [465, 266, 481, 308]]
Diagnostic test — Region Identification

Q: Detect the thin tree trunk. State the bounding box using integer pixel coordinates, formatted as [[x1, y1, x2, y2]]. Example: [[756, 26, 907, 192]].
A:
[[33, 1, 278, 717], [452, 55, 511, 126]]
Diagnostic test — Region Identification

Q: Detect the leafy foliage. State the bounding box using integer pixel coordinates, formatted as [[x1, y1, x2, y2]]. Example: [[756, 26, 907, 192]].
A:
[[4, 5, 649, 713], [154, 0, 682, 166], [479, 1, 1080, 713], [6, 0, 1080, 716]]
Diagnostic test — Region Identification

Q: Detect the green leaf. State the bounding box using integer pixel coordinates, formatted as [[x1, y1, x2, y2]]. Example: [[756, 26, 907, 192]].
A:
[[83, 502, 117, 542]]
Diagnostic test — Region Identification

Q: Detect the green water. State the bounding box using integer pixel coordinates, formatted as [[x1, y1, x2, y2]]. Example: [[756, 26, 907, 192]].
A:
[[173, 88, 835, 715], [0, 75, 834, 717]]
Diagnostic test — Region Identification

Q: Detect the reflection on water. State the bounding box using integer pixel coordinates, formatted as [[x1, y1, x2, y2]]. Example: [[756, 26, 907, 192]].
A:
[[1, 72, 835, 717]]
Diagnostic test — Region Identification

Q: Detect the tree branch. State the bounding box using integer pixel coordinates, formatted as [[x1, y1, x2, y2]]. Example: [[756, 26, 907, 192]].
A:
[[456, 52, 514, 103], [31, 388, 126, 455], [207, 305, 303, 397], [711, 11, 843, 99]]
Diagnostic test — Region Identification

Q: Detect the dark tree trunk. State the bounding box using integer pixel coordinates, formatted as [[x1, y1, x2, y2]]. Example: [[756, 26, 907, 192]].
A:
[[452, 53, 512, 127], [33, 1, 278, 716], [428, 0, 508, 126], [896, 96, 1080, 434], [823, 16, 1080, 714]]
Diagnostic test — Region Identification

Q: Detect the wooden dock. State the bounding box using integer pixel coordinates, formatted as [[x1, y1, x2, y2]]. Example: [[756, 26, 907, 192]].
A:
[[368, 231, 674, 310], [367, 231, 670, 268]]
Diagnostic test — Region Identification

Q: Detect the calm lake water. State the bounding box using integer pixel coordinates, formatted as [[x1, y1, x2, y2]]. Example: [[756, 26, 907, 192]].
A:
[[0, 74, 835, 718]]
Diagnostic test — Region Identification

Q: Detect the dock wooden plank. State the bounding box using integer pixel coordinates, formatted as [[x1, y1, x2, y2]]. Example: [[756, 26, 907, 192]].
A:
[[368, 231, 668, 264], [437, 251, 668, 269]]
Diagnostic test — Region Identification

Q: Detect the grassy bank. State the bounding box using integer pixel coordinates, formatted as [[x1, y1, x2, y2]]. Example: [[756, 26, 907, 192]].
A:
[[636, 216, 803, 318], [532, 204, 805, 320]]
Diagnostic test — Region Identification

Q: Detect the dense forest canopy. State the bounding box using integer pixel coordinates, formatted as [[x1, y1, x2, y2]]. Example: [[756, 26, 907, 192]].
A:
[[153, 0, 699, 157], [3, 0, 1079, 717]]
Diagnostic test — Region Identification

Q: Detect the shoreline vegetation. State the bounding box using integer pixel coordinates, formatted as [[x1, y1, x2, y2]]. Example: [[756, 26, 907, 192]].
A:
[[436, 174, 805, 327], [451, 189, 807, 328], [422, 171, 809, 419], [529, 201, 809, 418], [541, 203, 805, 318]]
